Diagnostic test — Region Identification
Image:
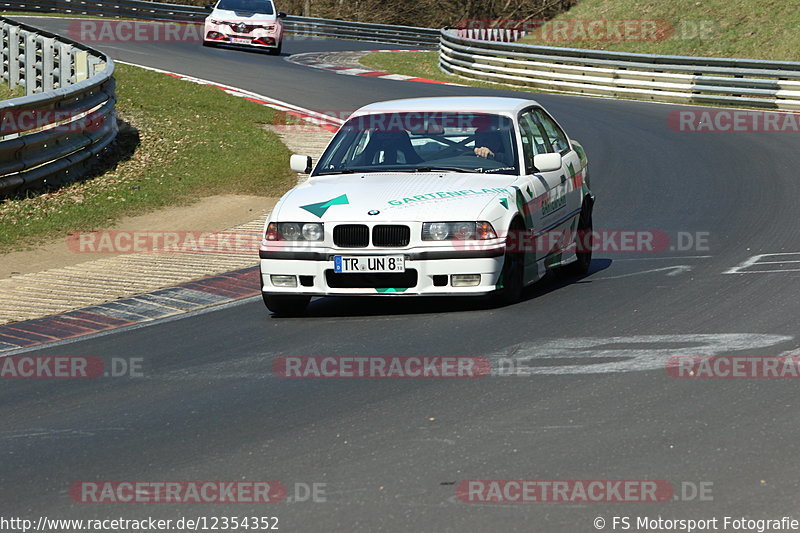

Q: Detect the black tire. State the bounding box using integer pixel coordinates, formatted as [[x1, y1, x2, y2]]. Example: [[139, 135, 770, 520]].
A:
[[563, 201, 593, 276], [262, 293, 310, 315], [202, 40, 216, 47], [490, 221, 525, 307], [268, 41, 282, 55]]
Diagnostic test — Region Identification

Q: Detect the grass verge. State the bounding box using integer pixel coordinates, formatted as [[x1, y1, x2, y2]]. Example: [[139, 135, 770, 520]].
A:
[[0, 83, 24, 100], [361, 0, 800, 103], [0, 63, 294, 250], [518, 0, 800, 61]]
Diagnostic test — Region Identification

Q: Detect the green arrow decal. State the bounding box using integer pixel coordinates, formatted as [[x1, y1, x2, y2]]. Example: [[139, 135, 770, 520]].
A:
[[375, 288, 408, 293], [574, 143, 588, 167], [516, 188, 534, 229], [499, 198, 509, 209], [300, 194, 349, 218]]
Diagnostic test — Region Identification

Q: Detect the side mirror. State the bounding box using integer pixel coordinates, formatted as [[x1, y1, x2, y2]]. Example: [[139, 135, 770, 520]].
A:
[[277, 11, 287, 18], [533, 153, 562, 173], [290, 154, 312, 174], [204, 3, 214, 10]]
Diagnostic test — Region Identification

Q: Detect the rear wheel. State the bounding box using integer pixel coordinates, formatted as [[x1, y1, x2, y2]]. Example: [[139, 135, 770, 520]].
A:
[[490, 221, 525, 307], [563, 201, 593, 276], [262, 293, 310, 315]]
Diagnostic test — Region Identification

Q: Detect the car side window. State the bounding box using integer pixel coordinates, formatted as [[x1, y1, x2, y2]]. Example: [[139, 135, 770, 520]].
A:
[[518, 111, 552, 173], [534, 109, 571, 155]]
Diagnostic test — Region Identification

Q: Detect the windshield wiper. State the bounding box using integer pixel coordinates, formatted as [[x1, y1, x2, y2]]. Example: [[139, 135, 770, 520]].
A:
[[315, 169, 364, 176], [316, 166, 482, 176], [484, 167, 517, 174], [316, 167, 419, 175], [414, 166, 476, 173]]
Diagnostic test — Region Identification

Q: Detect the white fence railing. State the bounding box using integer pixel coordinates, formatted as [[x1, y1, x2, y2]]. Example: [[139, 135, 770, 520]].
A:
[[439, 30, 800, 111], [453, 28, 527, 43]]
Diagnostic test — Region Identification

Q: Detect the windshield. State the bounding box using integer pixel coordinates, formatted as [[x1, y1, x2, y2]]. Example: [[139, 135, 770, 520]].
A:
[[215, 0, 274, 13], [314, 112, 519, 176]]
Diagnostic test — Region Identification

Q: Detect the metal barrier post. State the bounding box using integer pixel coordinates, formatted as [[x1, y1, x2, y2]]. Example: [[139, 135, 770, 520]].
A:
[[74, 50, 88, 82], [42, 36, 55, 91], [0, 16, 117, 196], [8, 25, 19, 90]]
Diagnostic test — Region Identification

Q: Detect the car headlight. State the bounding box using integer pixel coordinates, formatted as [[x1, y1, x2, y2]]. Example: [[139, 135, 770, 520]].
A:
[[302, 223, 323, 241], [425, 222, 450, 241], [422, 222, 497, 241], [265, 222, 324, 241], [209, 19, 223, 24]]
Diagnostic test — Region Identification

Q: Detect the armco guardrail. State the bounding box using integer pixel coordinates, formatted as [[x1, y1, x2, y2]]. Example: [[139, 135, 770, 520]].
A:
[[440, 29, 800, 111], [0, 16, 116, 196], [283, 16, 438, 46], [0, 0, 440, 46]]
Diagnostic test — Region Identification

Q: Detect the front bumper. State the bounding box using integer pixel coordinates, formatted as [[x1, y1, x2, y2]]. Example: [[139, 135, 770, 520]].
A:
[[204, 24, 281, 47], [259, 247, 505, 296]]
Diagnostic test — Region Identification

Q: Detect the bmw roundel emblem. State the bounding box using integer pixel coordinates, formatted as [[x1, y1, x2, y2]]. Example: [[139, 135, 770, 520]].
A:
[[368, 209, 380, 216]]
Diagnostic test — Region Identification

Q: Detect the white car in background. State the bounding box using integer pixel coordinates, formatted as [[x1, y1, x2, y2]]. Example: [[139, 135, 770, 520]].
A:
[[259, 97, 594, 314], [203, 0, 286, 54]]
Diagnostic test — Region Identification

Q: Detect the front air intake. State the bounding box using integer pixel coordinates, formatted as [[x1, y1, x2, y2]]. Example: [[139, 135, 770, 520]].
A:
[[333, 224, 369, 248], [372, 225, 410, 247]]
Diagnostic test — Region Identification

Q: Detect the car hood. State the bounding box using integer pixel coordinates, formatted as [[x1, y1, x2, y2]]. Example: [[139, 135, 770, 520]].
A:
[[209, 9, 278, 21], [274, 172, 517, 222]]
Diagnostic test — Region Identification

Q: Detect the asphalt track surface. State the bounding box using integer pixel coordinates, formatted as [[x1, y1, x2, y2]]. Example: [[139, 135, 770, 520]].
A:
[[5, 18, 800, 532]]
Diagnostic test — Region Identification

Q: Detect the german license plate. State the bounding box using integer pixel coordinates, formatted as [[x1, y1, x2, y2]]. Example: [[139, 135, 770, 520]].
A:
[[334, 255, 405, 273], [231, 38, 251, 44]]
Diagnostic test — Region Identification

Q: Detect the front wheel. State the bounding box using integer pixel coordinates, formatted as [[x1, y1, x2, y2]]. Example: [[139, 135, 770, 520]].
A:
[[562, 201, 593, 276], [268, 41, 282, 55], [202, 40, 216, 48], [262, 293, 310, 315], [489, 223, 525, 307]]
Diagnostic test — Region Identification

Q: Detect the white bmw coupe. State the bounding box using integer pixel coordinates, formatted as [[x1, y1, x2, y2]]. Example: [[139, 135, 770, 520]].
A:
[[259, 97, 594, 314]]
